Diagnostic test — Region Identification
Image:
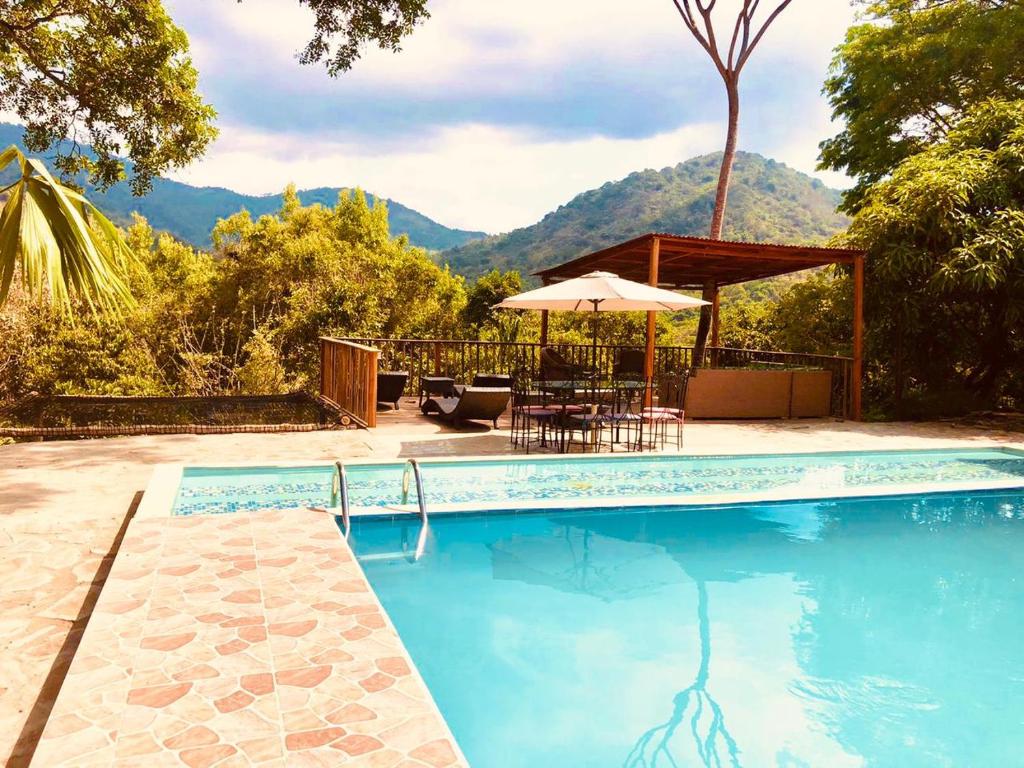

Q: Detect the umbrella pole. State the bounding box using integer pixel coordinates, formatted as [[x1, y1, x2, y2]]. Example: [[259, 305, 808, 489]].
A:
[[591, 301, 599, 376]]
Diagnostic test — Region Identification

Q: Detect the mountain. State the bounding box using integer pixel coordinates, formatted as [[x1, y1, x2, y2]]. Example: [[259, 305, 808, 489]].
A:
[[0, 124, 487, 251], [440, 151, 849, 280]]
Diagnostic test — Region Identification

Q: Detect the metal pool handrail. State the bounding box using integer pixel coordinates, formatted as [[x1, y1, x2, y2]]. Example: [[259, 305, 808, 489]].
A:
[[337, 462, 354, 540], [402, 459, 429, 561], [308, 461, 352, 538], [401, 459, 428, 525]]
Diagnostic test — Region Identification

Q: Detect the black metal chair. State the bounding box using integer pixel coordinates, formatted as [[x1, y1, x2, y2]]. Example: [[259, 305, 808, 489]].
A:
[[566, 408, 606, 453], [376, 371, 409, 409], [510, 374, 556, 453], [604, 379, 646, 452], [644, 372, 689, 450], [613, 349, 646, 380]]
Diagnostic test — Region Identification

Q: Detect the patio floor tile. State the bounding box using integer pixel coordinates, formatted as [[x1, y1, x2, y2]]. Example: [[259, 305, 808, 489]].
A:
[[30, 509, 466, 767]]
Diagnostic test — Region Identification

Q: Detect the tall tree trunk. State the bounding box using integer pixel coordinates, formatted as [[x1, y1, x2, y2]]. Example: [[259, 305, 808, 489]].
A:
[[692, 79, 739, 370], [710, 79, 740, 239]]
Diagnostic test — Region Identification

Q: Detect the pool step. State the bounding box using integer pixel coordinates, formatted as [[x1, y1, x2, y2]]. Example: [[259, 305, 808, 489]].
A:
[[356, 551, 417, 563]]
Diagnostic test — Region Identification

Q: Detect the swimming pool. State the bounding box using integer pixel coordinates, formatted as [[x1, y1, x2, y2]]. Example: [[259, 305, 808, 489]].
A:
[[169, 447, 1024, 516], [352, 490, 1024, 767]]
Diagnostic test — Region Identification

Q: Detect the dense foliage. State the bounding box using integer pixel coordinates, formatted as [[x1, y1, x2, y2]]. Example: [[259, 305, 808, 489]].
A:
[[806, 0, 1024, 416], [718, 271, 852, 358], [444, 152, 849, 280], [838, 100, 1024, 415], [0, 0, 216, 193], [0, 189, 467, 401], [0, 197, 697, 406], [820, 0, 1024, 212]]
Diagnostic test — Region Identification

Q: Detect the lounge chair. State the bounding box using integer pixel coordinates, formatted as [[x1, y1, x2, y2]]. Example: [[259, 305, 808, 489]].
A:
[[421, 386, 511, 428], [539, 347, 592, 382], [471, 373, 513, 388], [376, 371, 409, 409], [453, 373, 513, 396]]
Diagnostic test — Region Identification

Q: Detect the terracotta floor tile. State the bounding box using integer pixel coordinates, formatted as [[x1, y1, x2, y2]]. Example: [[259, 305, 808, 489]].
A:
[[409, 739, 461, 768], [179, 743, 237, 768]]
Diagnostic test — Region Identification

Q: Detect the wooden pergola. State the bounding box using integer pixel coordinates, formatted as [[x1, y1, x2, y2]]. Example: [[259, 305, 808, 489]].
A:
[[533, 233, 867, 419]]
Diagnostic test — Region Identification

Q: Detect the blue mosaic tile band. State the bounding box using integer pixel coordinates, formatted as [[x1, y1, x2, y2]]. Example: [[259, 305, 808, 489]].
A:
[[171, 452, 1024, 517]]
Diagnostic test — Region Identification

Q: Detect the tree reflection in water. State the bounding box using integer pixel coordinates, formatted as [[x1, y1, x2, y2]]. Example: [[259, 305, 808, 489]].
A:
[[624, 581, 741, 768]]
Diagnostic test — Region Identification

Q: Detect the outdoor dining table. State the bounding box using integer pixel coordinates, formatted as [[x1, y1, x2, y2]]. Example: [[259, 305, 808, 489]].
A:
[[529, 379, 648, 452]]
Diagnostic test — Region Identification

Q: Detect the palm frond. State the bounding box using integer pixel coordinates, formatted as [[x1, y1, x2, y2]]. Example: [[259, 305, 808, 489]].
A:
[[0, 145, 137, 314]]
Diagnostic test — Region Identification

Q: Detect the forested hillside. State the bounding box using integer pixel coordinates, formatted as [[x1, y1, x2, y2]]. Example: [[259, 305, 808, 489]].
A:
[[0, 123, 487, 251], [442, 152, 848, 279]]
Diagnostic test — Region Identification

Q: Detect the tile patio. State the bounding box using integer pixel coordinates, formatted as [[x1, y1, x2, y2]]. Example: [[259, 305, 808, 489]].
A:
[[29, 508, 465, 768]]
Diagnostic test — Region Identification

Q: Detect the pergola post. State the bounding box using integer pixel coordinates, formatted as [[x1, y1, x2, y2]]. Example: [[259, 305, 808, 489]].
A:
[[644, 236, 661, 406], [710, 288, 720, 346], [852, 254, 865, 421], [710, 284, 720, 366]]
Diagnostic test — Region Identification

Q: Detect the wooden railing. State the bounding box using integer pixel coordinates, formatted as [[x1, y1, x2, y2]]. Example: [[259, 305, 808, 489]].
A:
[[338, 337, 853, 418], [320, 337, 379, 428]]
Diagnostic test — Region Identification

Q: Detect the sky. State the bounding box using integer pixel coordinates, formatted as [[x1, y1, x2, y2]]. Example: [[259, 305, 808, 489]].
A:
[[162, 0, 858, 234]]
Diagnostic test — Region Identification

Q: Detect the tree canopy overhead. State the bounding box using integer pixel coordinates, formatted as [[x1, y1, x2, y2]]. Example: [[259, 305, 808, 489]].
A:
[[0, 0, 217, 194], [820, 0, 1024, 211], [290, 0, 431, 75]]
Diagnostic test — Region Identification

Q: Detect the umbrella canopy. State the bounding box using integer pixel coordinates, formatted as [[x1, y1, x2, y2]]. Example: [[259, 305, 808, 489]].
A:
[[495, 271, 709, 312]]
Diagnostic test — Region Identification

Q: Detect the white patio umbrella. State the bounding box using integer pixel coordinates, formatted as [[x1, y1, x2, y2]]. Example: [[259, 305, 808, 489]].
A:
[[495, 271, 708, 371]]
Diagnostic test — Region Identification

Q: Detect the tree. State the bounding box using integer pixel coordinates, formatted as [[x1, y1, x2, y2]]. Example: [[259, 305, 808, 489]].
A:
[[290, 0, 431, 75], [1, 190, 471, 402], [838, 99, 1024, 412], [669, 0, 793, 367], [462, 269, 523, 342], [718, 271, 853, 363], [0, 145, 135, 313], [820, 0, 1024, 212], [0, 0, 217, 194]]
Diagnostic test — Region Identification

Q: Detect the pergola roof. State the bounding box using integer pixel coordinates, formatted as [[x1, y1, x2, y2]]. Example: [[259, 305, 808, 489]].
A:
[[534, 233, 864, 289]]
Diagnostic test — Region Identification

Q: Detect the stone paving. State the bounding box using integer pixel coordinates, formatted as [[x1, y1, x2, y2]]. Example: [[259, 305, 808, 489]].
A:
[[3, 401, 1024, 765], [30, 508, 464, 767]]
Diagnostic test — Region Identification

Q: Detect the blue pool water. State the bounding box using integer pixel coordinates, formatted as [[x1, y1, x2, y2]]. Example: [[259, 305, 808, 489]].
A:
[[172, 448, 1024, 515], [353, 492, 1024, 767]]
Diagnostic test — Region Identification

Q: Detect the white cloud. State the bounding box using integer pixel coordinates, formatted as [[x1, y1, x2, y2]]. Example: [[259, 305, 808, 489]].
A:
[[166, 120, 723, 233], [160, 0, 857, 231], [172, 0, 854, 96], [741, 88, 852, 189]]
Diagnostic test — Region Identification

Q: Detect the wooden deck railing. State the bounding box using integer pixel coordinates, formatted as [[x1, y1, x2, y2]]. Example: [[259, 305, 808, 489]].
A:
[[337, 337, 853, 419], [320, 337, 379, 428]]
